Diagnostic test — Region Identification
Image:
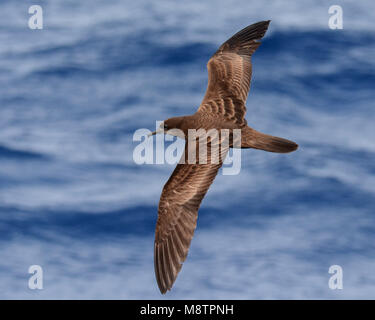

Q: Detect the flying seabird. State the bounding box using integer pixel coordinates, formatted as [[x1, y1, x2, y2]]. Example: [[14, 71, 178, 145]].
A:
[[149, 20, 298, 294]]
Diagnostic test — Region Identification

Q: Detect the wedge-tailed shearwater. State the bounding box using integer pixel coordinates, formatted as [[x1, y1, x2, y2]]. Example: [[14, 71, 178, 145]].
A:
[[149, 20, 298, 294]]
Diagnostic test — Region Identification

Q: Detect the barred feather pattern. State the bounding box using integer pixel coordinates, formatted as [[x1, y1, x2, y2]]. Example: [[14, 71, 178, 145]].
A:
[[154, 138, 229, 293], [198, 20, 271, 126]]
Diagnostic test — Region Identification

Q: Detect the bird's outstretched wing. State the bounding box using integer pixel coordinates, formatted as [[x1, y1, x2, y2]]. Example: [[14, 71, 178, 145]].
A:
[[154, 137, 229, 293], [198, 20, 270, 126]]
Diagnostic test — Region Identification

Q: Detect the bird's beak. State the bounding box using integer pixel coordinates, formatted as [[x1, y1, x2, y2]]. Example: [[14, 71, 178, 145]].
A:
[[148, 128, 164, 137]]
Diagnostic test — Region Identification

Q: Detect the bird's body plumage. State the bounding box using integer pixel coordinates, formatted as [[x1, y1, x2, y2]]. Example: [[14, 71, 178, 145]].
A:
[[151, 20, 298, 294]]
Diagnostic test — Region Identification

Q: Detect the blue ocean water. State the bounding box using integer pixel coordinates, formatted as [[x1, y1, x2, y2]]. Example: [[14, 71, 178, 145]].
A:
[[1, 0, 375, 299]]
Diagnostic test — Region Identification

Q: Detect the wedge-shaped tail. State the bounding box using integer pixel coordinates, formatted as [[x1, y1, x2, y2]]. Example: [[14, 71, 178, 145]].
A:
[[240, 127, 298, 153]]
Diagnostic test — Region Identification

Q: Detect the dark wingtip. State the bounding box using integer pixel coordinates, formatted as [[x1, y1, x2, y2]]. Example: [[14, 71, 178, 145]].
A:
[[213, 20, 272, 57], [251, 20, 271, 39], [225, 20, 271, 48], [259, 20, 271, 27]]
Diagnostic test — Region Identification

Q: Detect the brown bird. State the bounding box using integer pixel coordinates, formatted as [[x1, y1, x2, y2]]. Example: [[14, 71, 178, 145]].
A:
[[149, 20, 298, 294]]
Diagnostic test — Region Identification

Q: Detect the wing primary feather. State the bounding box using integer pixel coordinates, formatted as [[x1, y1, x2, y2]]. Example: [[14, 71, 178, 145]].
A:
[[167, 236, 180, 273], [221, 20, 270, 52], [162, 242, 173, 290], [154, 243, 167, 294]]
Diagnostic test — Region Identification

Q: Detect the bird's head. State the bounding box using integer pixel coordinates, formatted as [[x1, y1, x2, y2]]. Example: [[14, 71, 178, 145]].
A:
[[148, 116, 185, 138]]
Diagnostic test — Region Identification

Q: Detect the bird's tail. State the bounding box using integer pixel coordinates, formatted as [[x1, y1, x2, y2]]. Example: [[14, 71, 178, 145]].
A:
[[237, 126, 298, 153]]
